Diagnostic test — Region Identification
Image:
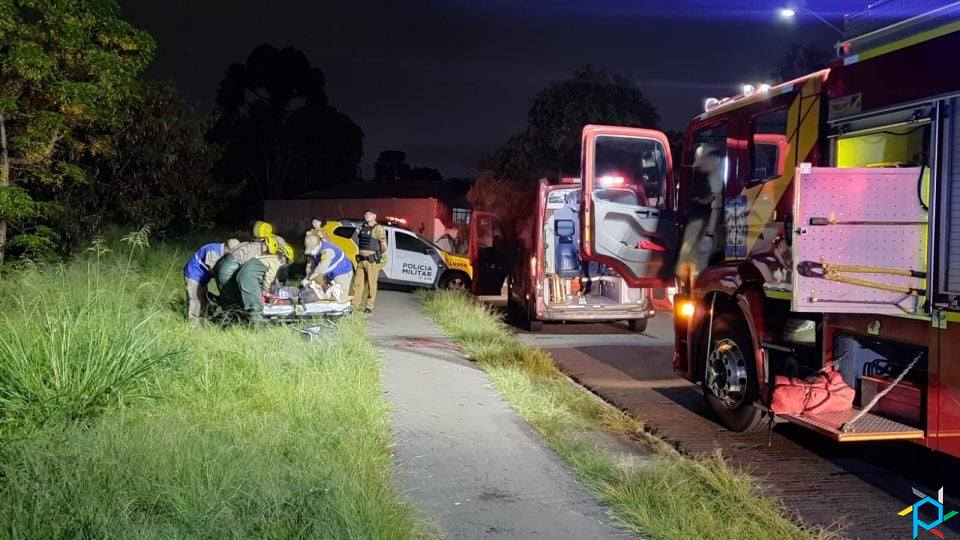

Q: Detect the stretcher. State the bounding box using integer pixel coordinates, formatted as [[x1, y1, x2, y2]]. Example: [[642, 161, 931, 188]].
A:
[[263, 296, 353, 323], [262, 298, 353, 322]]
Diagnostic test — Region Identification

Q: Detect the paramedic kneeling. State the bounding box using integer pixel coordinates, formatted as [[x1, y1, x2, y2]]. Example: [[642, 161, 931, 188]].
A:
[[304, 233, 354, 296], [184, 239, 240, 327], [351, 209, 388, 314]]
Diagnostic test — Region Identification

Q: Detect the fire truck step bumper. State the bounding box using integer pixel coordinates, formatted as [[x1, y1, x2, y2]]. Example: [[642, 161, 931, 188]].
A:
[[780, 409, 924, 442]]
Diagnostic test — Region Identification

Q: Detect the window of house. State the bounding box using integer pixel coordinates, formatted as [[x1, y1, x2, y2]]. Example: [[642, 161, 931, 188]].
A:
[[453, 208, 471, 224], [750, 109, 789, 183]]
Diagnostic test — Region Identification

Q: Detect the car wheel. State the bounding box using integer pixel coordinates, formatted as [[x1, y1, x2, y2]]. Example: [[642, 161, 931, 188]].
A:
[[626, 318, 648, 333], [701, 313, 766, 433], [440, 272, 471, 291]]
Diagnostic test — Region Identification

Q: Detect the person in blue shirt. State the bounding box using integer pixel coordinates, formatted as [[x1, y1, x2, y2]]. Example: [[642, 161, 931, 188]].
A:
[[303, 231, 354, 300], [184, 239, 240, 326]]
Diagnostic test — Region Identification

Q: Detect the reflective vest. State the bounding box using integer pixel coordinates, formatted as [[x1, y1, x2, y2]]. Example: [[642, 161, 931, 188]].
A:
[[313, 240, 353, 280], [184, 243, 223, 284], [358, 224, 382, 252]]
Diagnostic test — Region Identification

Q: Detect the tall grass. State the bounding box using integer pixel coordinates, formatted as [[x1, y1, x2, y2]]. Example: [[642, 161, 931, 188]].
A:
[[0, 233, 421, 538], [418, 290, 837, 540]]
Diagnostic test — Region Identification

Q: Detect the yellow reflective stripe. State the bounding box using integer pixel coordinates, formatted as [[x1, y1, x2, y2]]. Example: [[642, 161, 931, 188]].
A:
[[764, 290, 792, 300], [854, 20, 960, 64], [899, 505, 914, 516], [742, 75, 824, 254]]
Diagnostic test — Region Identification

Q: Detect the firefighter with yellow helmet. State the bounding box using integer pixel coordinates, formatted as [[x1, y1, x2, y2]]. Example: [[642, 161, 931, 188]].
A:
[[215, 221, 294, 322]]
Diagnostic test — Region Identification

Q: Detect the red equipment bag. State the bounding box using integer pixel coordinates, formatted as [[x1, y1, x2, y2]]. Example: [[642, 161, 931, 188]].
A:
[[770, 370, 855, 415]]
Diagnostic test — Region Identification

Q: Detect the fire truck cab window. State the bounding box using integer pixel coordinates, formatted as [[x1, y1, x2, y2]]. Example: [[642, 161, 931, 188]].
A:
[[594, 136, 668, 208], [750, 109, 789, 182]]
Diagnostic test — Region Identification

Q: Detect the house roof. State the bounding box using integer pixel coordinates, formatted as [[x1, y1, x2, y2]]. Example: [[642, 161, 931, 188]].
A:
[[293, 179, 473, 202]]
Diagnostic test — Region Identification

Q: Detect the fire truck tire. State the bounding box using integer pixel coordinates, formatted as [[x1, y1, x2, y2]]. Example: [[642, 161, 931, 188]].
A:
[[626, 319, 648, 333], [440, 271, 471, 291], [701, 313, 765, 433]]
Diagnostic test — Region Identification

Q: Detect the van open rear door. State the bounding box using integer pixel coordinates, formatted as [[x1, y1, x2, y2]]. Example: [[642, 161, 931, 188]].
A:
[[470, 211, 509, 295], [580, 125, 677, 288]]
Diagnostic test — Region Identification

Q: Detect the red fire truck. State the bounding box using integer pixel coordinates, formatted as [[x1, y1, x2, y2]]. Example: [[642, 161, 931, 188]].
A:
[[507, 175, 659, 332], [572, 1, 960, 458]]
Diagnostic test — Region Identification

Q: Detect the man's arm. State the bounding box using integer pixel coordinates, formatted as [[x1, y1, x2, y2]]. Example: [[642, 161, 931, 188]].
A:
[[377, 226, 388, 252], [309, 248, 336, 278], [203, 250, 222, 270], [261, 256, 281, 294]]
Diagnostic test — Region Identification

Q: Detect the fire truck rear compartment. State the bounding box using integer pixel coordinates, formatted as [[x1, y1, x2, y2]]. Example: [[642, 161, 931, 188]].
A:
[[767, 331, 927, 442]]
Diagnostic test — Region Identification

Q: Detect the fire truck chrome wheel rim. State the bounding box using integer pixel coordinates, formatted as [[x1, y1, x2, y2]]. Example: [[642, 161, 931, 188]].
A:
[[706, 338, 748, 408]]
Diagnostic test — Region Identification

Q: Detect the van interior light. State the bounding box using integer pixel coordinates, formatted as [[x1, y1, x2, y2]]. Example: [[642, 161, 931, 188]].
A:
[[678, 301, 696, 318], [742, 84, 756, 97]]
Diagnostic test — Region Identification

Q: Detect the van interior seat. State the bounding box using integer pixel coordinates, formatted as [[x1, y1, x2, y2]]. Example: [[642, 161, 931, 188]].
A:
[[554, 219, 580, 278]]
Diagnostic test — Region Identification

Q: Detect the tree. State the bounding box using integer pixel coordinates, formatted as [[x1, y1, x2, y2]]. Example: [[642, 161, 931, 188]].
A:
[[211, 44, 364, 205], [0, 0, 155, 263], [481, 66, 661, 182], [772, 43, 835, 83], [50, 82, 230, 246], [406, 166, 442, 182], [373, 150, 410, 181]]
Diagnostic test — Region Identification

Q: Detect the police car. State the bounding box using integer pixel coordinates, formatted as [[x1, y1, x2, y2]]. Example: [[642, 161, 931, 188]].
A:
[[322, 218, 472, 290]]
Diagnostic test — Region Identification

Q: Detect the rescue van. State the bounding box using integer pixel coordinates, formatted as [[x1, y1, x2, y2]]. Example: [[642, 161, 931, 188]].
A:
[[507, 174, 661, 332]]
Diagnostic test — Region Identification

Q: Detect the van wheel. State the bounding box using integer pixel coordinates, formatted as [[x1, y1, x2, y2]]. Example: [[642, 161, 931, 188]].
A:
[[440, 272, 471, 291], [701, 313, 766, 433], [626, 319, 648, 333], [527, 318, 544, 332]]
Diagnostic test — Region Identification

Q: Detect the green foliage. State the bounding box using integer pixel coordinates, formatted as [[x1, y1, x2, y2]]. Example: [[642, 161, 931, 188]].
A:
[[52, 82, 231, 240], [481, 65, 661, 182], [0, 0, 155, 261], [0, 235, 420, 537]]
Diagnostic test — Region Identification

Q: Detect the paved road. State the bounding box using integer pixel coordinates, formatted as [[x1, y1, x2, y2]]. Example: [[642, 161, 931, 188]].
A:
[[373, 291, 630, 539], [490, 300, 960, 540]]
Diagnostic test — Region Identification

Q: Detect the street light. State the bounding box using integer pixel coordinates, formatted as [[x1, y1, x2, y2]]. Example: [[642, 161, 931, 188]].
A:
[[779, 6, 844, 36]]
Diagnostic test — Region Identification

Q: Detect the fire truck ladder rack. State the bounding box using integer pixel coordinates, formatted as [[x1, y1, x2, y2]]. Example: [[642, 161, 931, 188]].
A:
[[798, 260, 927, 313]]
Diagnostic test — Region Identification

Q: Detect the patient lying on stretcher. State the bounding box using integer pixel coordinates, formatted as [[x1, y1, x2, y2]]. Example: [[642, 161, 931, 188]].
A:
[[271, 276, 344, 305]]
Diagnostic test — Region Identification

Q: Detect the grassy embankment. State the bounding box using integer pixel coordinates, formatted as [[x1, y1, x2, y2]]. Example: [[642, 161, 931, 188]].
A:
[[0, 231, 421, 538], [418, 290, 838, 540]]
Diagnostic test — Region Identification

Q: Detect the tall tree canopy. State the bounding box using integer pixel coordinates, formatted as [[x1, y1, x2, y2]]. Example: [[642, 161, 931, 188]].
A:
[[45, 82, 228, 250], [0, 0, 155, 262], [480, 66, 660, 182], [373, 150, 443, 182], [772, 43, 835, 83], [211, 44, 364, 205]]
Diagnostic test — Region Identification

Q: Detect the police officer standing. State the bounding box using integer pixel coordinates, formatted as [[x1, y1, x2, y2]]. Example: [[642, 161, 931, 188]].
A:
[[351, 209, 388, 313]]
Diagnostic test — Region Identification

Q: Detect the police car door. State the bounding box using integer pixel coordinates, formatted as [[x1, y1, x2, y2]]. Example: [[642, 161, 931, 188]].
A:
[[580, 125, 677, 287], [390, 229, 439, 286]]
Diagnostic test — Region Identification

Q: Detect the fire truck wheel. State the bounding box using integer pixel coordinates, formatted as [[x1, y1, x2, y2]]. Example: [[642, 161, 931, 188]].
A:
[[440, 271, 471, 292], [701, 313, 765, 433], [626, 318, 648, 333]]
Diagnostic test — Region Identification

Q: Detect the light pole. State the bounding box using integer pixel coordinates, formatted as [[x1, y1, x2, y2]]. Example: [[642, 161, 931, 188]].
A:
[[778, 6, 844, 36]]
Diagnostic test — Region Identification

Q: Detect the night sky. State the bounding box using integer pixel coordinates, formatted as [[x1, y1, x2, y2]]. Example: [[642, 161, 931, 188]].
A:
[[121, 0, 867, 179]]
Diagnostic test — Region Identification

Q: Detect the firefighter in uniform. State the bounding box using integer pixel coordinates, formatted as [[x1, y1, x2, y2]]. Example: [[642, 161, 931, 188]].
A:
[[352, 209, 388, 313]]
